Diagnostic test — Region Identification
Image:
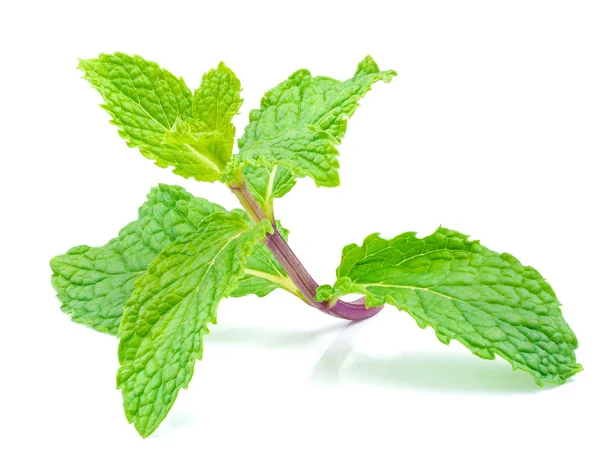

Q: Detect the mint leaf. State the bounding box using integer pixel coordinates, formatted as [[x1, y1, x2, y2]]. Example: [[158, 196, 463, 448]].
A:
[[231, 222, 299, 297], [50, 185, 220, 334], [50, 184, 291, 334], [165, 62, 243, 169], [227, 56, 396, 211], [192, 61, 243, 165], [317, 227, 582, 386], [227, 128, 341, 186], [242, 165, 297, 220], [78, 53, 224, 181], [240, 56, 395, 145], [117, 214, 272, 437]]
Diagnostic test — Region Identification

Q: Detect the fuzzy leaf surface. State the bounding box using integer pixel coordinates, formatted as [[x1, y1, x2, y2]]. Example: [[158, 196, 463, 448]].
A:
[[316, 227, 581, 386], [229, 56, 396, 210], [230, 128, 341, 187], [50, 185, 289, 334], [191, 61, 242, 165], [78, 53, 224, 180], [117, 214, 272, 437], [242, 166, 297, 212]]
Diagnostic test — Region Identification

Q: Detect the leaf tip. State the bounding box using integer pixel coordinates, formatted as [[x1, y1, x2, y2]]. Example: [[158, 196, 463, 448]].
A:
[[75, 57, 86, 71], [217, 60, 230, 71]]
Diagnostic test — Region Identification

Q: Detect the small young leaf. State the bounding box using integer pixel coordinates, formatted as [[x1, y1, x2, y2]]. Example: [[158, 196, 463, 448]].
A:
[[79, 53, 226, 181], [117, 214, 272, 437], [231, 222, 298, 297], [242, 165, 296, 220], [317, 227, 582, 386], [165, 62, 244, 169], [50, 185, 291, 334], [226, 56, 396, 211], [192, 61, 243, 165]]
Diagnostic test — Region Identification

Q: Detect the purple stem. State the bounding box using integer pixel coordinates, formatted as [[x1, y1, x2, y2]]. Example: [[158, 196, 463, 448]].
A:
[[229, 181, 384, 321]]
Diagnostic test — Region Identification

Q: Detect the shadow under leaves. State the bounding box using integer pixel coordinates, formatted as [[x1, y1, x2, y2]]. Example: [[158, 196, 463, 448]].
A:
[[310, 322, 553, 394], [205, 323, 343, 349]]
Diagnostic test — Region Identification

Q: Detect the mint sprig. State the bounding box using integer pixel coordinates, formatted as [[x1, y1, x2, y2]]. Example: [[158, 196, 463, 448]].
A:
[[51, 53, 581, 437]]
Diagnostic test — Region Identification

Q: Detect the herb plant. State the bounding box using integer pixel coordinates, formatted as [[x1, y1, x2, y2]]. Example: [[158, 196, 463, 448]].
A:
[[50, 53, 582, 438]]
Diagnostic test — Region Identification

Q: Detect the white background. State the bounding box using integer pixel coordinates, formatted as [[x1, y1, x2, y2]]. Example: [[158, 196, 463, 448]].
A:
[[1, 1, 599, 448]]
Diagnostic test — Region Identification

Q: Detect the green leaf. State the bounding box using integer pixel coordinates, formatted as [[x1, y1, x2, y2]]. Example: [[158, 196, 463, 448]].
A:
[[230, 221, 299, 298], [160, 62, 242, 171], [50, 184, 292, 335], [317, 227, 582, 386], [192, 61, 243, 165], [239, 56, 396, 145], [78, 53, 223, 181], [117, 214, 272, 437], [226, 55, 396, 211], [227, 128, 341, 187], [242, 165, 296, 220]]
